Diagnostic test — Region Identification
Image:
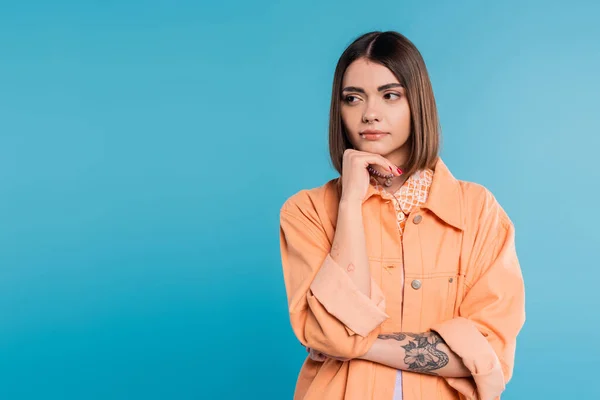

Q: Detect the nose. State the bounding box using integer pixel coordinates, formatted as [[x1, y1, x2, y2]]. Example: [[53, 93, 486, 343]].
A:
[[362, 104, 380, 123]]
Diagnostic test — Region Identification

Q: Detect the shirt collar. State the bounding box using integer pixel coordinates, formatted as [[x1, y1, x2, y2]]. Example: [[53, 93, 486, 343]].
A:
[[364, 158, 464, 231], [423, 158, 464, 230], [369, 170, 432, 214]]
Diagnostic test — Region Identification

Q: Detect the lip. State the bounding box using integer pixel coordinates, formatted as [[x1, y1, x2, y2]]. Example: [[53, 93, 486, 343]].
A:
[[360, 129, 389, 140]]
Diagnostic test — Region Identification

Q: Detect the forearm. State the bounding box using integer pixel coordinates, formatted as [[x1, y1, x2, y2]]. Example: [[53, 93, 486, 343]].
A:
[[330, 199, 370, 296], [357, 331, 471, 378]]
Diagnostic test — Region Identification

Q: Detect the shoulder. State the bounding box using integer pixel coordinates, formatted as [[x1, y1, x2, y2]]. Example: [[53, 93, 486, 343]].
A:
[[280, 177, 340, 218], [456, 179, 513, 231], [279, 178, 340, 242]]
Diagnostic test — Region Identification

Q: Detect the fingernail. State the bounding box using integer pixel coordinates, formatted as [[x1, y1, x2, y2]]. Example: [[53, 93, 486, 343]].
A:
[[397, 168, 403, 175], [389, 166, 393, 173]]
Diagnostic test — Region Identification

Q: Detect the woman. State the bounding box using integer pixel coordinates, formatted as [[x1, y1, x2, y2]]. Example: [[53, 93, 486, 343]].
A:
[[279, 31, 525, 400]]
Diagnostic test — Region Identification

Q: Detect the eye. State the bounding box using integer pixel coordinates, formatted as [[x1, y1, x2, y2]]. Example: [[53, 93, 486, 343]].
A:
[[384, 92, 402, 100], [343, 95, 360, 104]]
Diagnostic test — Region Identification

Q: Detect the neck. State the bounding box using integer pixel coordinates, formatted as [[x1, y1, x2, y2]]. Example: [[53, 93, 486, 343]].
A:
[[370, 145, 410, 176]]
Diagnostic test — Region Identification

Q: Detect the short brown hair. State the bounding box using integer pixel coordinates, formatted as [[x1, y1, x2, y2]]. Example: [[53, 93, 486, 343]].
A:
[[329, 31, 441, 179]]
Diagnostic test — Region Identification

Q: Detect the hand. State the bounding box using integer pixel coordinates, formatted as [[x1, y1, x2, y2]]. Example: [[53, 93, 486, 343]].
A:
[[339, 149, 402, 203], [306, 346, 351, 362]]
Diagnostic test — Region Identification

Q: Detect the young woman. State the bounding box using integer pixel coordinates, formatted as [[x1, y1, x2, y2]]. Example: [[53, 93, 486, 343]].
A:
[[279, 31, 525, 400]]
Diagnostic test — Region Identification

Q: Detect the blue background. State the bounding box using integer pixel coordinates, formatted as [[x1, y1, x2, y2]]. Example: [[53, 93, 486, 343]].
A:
[[1, 1, 598, 399]]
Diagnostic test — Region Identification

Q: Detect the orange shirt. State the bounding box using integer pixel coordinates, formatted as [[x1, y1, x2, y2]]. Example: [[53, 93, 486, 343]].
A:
[[368, 168, 434, 400], [279, 158, 526, 400]]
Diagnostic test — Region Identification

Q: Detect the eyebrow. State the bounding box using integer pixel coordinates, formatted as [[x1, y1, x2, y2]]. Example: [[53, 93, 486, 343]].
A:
[[342, 83, 404, 93]]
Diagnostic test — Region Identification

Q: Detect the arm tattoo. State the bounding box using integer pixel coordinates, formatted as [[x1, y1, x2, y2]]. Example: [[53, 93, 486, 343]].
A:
[[377, 331, 449, 375], [377, 333, 407, 341]]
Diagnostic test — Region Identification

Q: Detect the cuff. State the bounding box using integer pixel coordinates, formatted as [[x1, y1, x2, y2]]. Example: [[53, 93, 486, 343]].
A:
[[431, 317, 505, 400], [309, 253, 389, 337]]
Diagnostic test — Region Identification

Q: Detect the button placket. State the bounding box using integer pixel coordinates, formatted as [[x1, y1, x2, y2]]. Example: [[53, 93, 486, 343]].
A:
[[401, 208, 425, 332]]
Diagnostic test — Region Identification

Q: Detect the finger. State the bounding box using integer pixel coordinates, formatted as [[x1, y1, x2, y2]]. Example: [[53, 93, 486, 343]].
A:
[[358, 154, 402, 176], [375, 155, 403, 176]]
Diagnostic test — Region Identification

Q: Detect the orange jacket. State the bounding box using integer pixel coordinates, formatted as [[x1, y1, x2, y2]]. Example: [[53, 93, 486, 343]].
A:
[[279, 158, 526, 400]]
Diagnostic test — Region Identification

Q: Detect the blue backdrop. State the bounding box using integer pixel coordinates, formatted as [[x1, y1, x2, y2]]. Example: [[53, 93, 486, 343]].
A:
[[1, 1, 598, 399]]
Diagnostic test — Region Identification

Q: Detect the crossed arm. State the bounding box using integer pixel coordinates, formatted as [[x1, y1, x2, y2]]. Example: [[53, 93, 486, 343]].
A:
[[309, 330, 471, 378], [281, 192, 525, 400], [297, 199, 470, 377]]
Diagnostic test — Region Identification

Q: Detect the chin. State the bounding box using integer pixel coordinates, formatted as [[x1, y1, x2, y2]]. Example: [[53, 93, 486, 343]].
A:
[[355, 143, 391, 155]]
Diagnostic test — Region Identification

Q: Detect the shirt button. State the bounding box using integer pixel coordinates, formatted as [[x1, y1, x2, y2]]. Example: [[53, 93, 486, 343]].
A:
[[411, 279, 422, 290], [413, 215, 423, 224]]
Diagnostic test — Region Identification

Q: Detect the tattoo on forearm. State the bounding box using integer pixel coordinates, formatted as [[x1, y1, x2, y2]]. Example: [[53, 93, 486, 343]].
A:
[[377, 331, 449, 375], [377, 333, 407, 341]]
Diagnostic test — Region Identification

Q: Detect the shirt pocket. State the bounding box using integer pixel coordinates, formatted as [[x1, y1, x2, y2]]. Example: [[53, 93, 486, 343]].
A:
[[419, 274, 460, 327]]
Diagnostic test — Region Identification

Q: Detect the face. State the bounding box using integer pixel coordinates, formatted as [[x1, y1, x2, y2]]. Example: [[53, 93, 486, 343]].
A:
[[340, 57, 412, 167]]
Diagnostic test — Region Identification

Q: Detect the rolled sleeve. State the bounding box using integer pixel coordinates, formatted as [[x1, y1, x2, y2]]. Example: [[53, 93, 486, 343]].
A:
[[431, 318, 505, 400], [431, 201, 525, 400], [280, 200, 387, 359], [309, 253, 389, 337]]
